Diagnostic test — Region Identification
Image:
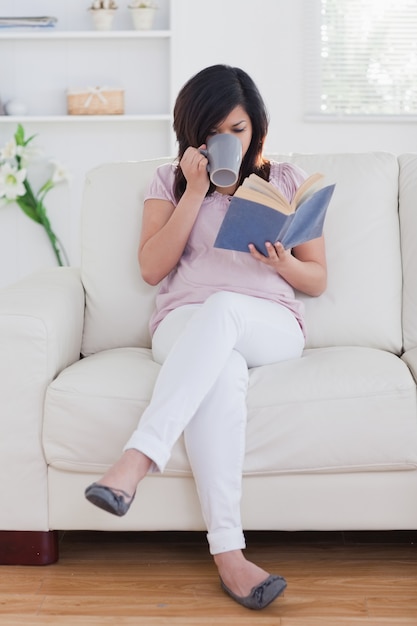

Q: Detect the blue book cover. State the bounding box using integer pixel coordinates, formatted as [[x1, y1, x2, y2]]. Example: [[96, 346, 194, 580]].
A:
[[214, 181, 335, 255]]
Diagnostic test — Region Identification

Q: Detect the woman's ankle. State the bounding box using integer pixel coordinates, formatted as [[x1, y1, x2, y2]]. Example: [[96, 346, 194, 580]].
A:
[[122, 448, 152, 476], [213, 549, 245, 569], [98, 449, 152, 495], [213, 550, 270, 597]]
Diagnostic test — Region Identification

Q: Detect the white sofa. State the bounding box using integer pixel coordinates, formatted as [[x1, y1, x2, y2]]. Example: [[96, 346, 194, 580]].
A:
[[2, 153, 417, 565]]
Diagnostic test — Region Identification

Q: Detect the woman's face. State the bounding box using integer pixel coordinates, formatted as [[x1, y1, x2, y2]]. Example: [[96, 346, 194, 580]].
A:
[[207, 105, 253, 159]]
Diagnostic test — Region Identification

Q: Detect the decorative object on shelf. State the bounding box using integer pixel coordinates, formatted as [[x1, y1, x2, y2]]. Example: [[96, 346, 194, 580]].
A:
[[0, 124, 70, 266], [4, 99, 28, 116], [0, 16, 57, 29], [0, 98, 5, 116], [128, 1, 158, 30], [88, 0, 118, 31], [66, 86, 124, 115]]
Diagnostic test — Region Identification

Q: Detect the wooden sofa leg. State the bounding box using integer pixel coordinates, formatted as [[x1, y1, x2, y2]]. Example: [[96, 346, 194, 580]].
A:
[[0, 530, 59, 565]]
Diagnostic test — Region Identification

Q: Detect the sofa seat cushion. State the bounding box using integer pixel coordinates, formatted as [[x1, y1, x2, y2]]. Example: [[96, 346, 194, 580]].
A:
[[43, 346, 417, 476]]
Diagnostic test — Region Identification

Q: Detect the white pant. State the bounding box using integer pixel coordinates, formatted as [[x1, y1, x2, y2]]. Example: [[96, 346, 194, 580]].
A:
[[124, 291, 305, 554]]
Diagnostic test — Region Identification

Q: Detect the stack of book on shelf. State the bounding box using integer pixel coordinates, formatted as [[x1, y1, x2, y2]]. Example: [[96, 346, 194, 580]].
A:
[[0, 16, 57, 28]]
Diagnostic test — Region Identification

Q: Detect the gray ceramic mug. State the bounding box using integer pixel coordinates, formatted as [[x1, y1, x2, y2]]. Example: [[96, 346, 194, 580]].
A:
[[201, 134, 243, 187]]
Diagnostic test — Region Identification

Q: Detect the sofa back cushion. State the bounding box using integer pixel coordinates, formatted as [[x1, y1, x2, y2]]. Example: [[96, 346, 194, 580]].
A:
[[81, 153, 402, 357], [81, 159, 167, 356], [278, 152, 402, 352]]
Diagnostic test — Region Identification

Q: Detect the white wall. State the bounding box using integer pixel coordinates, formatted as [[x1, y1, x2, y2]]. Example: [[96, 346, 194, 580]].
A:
[[171, 0, 417, 154], [0, 0, 415, 287]]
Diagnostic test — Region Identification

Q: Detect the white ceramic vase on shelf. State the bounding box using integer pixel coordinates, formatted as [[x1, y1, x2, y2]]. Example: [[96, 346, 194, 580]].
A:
[[129, 7, 157, 30], [89, 9, 116, 31]]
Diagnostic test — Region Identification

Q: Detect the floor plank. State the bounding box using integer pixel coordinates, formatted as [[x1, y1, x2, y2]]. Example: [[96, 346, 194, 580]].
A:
[[0, 530, 416, 625]]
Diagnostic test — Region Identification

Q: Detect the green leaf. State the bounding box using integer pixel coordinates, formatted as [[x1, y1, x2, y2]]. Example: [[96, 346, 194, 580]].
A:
[[14, 123, 37, 147], [23, 132, 37, 147], [14, 124, 25, 146], [16, 198, 42, 224]]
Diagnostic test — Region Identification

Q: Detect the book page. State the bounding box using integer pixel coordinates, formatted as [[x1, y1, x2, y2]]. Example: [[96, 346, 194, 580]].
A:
[[240, 175, 293, 214], [235, 171, 325, 215], [234, 186, 293, 214], [244, 174, 291, 207], [291, 172, 324, 209]]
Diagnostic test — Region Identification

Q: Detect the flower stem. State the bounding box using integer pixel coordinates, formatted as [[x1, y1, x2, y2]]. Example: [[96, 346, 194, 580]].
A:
[[36, 201, 67, 266]]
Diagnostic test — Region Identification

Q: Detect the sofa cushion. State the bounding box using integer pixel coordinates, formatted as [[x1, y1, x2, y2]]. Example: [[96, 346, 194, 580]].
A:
[[278, 152, 402, 352], [80, 153, 402, 357], [43, 345, 417, 476], [80, 160, 166, 357]]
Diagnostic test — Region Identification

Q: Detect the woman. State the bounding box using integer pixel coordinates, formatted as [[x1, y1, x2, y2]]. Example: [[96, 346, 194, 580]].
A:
[[85, 64, 327, 610]]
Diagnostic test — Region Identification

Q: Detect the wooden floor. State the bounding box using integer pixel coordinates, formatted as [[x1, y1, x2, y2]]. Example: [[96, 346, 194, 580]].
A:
[[1, 530, 417, 625]]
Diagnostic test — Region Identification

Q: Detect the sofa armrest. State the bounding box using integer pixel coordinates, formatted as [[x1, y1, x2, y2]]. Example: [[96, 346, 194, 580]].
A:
[[0, 267, 85, 530], [402, 347, 417, 384]]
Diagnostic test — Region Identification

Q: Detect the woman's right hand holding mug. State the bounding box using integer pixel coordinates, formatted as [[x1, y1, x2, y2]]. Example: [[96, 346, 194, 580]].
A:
[[180, 146, 210, 196]]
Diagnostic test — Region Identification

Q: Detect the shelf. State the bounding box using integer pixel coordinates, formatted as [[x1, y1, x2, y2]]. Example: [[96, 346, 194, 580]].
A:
[[0, 0, 173, 145], [0, 114, 172, 123], [0, 29, 171, 40]]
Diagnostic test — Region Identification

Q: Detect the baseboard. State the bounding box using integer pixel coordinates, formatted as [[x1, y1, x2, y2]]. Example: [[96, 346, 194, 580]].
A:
[[0, 530, 59, 565]]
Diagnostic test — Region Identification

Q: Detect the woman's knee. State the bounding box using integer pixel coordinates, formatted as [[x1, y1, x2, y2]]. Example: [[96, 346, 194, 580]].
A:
[[219, 350, 248, 390], [201, 291, 246, 325]]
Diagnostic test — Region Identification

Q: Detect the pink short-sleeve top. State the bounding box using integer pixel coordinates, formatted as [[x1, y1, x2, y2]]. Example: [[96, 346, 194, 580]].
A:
[[145, 160, 308, 337]]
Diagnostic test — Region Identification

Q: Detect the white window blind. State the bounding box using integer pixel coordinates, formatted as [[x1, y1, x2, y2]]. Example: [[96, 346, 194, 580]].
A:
[[305, 0, 417, 120]]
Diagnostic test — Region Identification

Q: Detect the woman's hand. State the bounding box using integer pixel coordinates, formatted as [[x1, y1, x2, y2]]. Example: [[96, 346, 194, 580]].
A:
[[249, 238, 327, 297], [249, 241, 292, 271], [180, 146, 210, 196]]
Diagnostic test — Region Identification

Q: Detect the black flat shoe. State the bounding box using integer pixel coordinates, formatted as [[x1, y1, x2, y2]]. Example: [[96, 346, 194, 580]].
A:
[[84, 483, 135, 517], [220, 574, 287, 610]]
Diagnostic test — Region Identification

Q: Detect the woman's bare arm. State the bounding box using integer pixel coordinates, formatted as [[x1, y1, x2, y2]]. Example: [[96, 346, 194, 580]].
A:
[[139, 147, 210, 285], [139, 190, 204, 285]]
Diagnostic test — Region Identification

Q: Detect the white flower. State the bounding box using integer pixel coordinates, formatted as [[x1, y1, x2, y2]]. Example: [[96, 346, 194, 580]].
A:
[[19, 145, 42, 167], [0, 163, 27, 200], [0, 137, 18, 161], [0, 124, 70, 266], [50, 160, 71, 184]]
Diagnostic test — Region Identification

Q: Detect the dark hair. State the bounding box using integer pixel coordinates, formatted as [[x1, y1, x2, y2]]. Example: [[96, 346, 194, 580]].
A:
[[172, 64, 270, 201]]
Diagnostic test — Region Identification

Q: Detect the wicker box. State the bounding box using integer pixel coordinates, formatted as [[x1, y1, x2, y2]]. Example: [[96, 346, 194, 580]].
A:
[[66, 87, 124, 115]]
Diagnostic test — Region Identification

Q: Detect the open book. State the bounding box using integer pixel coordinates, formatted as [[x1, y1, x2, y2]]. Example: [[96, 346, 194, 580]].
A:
[[213, 172, 335, 255]]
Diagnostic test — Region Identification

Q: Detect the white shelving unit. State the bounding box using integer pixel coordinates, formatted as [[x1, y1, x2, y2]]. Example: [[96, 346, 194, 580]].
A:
[[0, 9, 171, 119], [0, 0, 174, 288]]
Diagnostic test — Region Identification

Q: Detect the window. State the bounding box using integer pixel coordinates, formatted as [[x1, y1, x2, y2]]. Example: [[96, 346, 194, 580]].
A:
[[305, 0, 417, 119]]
